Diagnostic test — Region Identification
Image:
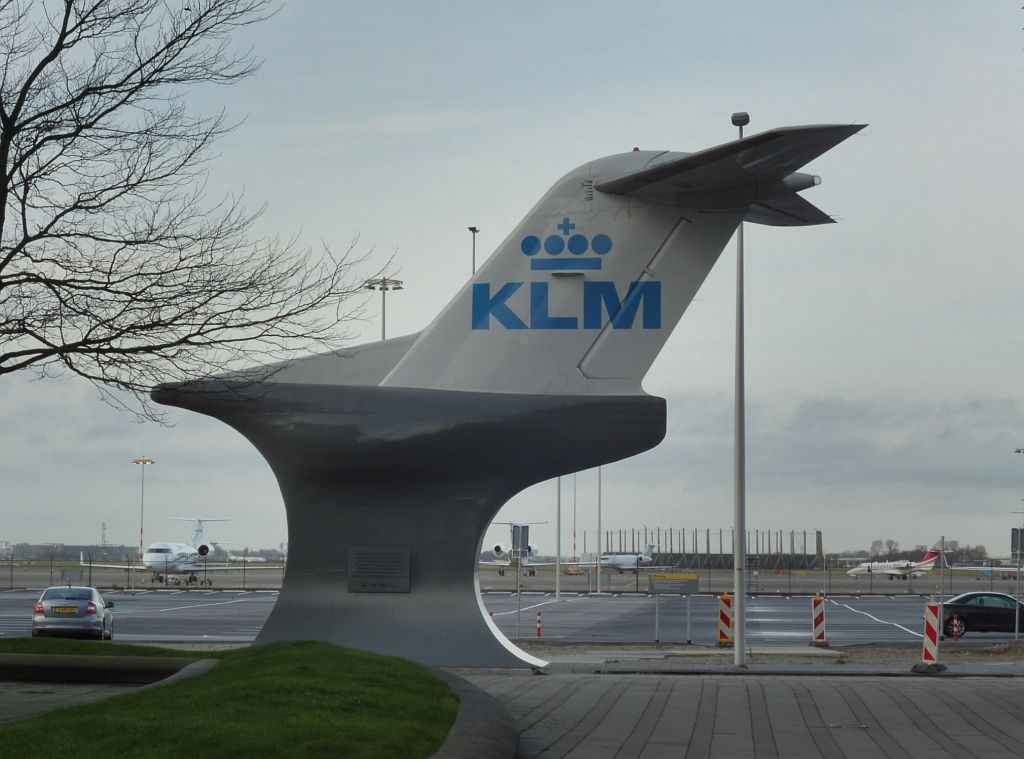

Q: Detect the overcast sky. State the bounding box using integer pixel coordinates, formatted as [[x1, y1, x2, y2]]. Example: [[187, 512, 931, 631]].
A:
[[2, 1, 1023, 559]]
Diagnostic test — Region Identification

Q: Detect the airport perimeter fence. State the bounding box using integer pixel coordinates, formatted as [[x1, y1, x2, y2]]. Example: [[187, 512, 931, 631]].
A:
[[578, 527, 825, 570]]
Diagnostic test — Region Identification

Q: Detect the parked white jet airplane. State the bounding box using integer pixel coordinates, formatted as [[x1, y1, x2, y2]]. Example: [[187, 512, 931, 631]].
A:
[[600, 545, 661, 573], [81, 518, 280, 585], [846, 548, 941, 580], [481, 522, 548, 576]]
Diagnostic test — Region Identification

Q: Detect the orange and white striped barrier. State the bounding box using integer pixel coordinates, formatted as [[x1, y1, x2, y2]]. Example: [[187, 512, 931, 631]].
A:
[[922, 602, 940, 664], [536, 611, 542, 638], [811, 593, 828, 647], [717, 592, 734, 647]]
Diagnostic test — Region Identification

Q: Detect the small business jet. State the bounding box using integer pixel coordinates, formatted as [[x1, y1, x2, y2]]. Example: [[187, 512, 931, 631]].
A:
[[599, 545, 661, 574], [846, 548, 941, 580], [82, 517, 280, 586], [481, 522, 549, 576]]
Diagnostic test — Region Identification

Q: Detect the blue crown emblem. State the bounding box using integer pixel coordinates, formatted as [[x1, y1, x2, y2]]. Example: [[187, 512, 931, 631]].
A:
[[520, 217, 612, 271]]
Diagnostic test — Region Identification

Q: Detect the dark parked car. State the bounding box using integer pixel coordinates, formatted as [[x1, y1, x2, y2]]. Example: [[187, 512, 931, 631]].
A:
[[942, 591, 1024, 637], [32, 586, 114, 639]]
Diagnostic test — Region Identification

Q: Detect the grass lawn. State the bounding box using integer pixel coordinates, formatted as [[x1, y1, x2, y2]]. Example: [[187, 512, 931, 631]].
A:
[[0, 639, 459, 758]]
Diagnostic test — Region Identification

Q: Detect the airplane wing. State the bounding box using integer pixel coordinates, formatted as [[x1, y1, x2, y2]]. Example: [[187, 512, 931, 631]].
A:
[[594, 123, 865, 221], [951, 566, 1018, 575], [169, 563, 284, 572], [79, 553, 139, 571], [743, 192, 836, 226], [80, 553, 282, 573], [877, 566, 914, 577]]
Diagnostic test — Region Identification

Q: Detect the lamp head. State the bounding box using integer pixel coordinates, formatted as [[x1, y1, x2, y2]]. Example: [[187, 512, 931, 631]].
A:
[[731, 112, 750, 127]]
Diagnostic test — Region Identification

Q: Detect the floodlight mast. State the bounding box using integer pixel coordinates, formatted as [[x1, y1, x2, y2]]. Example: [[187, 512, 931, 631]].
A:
[[364, 276, 404, 341]]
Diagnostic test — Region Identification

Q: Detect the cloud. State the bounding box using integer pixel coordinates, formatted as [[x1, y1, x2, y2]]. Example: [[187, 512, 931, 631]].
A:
[[493, 392, 1024, 556]]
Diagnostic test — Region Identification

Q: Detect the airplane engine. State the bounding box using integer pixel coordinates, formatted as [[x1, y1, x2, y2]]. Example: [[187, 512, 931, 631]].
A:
[[197, 544, 211, 557], [527, 544, 539, 556], [492, 544, 507, 558]]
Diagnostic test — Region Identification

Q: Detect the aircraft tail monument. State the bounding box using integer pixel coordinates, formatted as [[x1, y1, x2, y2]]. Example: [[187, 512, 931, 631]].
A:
[[153, 124, 864, 667]]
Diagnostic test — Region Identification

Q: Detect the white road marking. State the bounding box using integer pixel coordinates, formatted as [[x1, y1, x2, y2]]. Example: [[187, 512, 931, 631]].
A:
[[158, 599, 250, 613], [490, 599, 559, 616], [828, 598, 922, 638]]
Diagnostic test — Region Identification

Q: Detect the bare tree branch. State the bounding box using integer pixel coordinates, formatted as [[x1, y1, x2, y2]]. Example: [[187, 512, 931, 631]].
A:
[[0, 1, 372, 420]]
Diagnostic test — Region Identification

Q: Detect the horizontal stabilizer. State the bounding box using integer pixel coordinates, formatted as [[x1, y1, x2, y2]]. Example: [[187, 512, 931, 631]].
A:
[[745, 192, 835, 226], [594, 124, 865, 208]]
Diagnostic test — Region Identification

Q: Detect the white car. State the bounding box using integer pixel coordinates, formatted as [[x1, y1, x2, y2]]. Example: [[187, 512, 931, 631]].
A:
[[32, 586, 114, 640]]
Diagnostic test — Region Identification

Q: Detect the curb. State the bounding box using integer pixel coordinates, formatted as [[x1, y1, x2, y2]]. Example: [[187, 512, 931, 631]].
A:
[[431, 669, 516, 759], [0, 653, 202, 684], [139, 657, 220, 689]]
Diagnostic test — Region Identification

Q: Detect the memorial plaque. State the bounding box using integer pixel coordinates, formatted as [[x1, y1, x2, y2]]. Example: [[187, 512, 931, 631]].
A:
[[348, 548, 410, 593]]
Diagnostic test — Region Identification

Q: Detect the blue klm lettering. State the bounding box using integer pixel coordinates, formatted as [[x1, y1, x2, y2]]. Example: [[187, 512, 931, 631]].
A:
[[471, 282, 527, 329], [583, 281, 661, 329], [472, 281, 661, 330]]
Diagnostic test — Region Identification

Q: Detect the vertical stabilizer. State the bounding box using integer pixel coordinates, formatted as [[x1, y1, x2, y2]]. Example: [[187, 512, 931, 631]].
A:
[[383, 124, 863, 395]]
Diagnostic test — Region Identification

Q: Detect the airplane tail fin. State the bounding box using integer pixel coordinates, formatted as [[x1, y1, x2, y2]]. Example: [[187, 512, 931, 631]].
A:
[[172, 517, 231, 547], [382, 124, 864, 395], [916, 548, 941, 569]]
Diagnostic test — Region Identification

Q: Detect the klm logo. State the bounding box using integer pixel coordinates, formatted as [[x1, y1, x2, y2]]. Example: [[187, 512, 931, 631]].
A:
[[472, 281, 661, 330], [521, 217, 612, 272]]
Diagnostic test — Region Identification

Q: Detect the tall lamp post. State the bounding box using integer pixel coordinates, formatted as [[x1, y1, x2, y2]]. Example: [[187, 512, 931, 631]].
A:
[[596, 465, 602, 594], [468, 226, 480, 275], [731, 110, 750, 668], [555, 477, 561, 600], [1015, 449, 1024, 640], [364, 276, 404, 341], [132, 457, 155, 580]]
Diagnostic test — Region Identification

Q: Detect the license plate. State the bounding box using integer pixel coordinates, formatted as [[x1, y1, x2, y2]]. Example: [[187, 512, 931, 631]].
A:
[[55, 606, 78, 614]]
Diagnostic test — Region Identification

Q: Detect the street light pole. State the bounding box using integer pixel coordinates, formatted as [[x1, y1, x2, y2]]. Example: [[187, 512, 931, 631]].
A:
[[572, 472, 577, 563], [131, 456, 154, 594], [1015, 449, 1024, 640], [468, 226, 480, 275], [364, 276, 405, 341], [131, 457, 155, 568], [555, 477, 562, 601], [731, 111, 750, 668], [596, 466, 602, 594], [1015, 505, 1024, 643]]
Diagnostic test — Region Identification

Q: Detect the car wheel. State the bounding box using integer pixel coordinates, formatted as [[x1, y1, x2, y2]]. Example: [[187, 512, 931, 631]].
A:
[[31, 629, 39, 638], [944, 617, 967, 638], [106, 621, 114, 641]]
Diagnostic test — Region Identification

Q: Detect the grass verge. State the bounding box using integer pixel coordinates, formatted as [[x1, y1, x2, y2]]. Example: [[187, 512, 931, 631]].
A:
[[0, 640, 459, 758]]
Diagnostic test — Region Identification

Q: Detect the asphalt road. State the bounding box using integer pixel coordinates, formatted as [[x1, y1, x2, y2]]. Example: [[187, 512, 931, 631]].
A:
[[4, 587, 1023, 648], [0, 588, 278, 643], [484, 592, 935, 646]]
